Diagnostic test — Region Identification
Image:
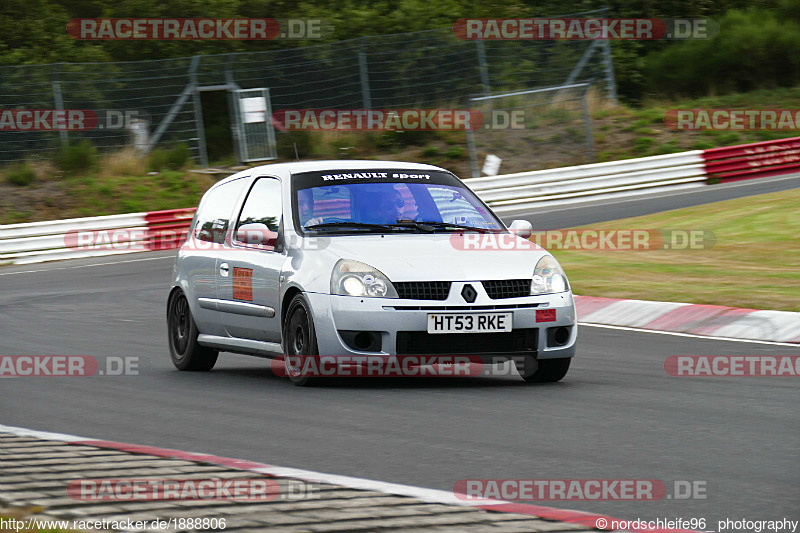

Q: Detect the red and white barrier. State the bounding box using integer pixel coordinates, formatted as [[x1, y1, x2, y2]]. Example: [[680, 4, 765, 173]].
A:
[[703, 136, 800, 182], [0, 208, 195, 265]]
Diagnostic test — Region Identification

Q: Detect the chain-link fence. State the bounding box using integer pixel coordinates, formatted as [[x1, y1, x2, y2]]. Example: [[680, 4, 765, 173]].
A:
[[0, 8, 615, 165], [466, 83, 596, 177]]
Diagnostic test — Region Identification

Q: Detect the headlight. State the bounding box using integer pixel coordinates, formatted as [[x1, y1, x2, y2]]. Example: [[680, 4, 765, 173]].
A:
[[331, 259, 398, 298], [531, 255, 570, 295]]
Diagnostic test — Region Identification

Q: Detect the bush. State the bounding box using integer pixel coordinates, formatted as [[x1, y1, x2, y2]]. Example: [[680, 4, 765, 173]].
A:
[[444, 146, 465, 159], [375, 129, 435, 150], [147, 149, 170, 172], [421, 145, 440, 157], [691, 140, 716, 150], [148, 144, 192, 171], [4, 163, 36, 186], [645, 9, 800, 97], [56, 140, 97, 173], [633, 137, 654, 154], [654, 141, 679, 155], [713, 132, 742, 146], [166, 143, 191, 169], [276, 130, 313, 159]]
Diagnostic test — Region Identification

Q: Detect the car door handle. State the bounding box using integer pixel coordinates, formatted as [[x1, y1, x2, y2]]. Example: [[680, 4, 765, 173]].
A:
[[219, 262, 230, 277]]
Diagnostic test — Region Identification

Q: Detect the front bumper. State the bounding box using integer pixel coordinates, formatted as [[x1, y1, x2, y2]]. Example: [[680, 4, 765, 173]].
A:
[[305, 285, 577, 362]]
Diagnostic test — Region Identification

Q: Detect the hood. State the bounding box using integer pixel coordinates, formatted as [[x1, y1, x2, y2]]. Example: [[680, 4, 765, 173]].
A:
[[318, 233, 550, 282]]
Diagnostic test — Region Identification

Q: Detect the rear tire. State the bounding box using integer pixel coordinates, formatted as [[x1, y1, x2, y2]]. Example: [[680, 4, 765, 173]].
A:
[[522, 357, 571, 383], [283, 293, 320, 387], [167, 291, 218, 371]]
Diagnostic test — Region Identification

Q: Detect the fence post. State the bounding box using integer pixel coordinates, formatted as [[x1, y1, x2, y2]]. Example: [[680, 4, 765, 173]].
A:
[[581, 87, 594, 163], [225, 53, 243, 165], [465, 96, 481, 179], [563, 41, 598, 87], [189, 55, 209, 167], [51, 63, 68, 148], [600, 40, 617, 103], [476, 41, 491, 96], [598, 6, 617, 102], [224, 53, 238, 88], [358, 38, 372, 109]]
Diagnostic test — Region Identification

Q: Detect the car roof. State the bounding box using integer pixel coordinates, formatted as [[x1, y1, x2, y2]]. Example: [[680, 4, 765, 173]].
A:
[[214, 160, 451, 188]]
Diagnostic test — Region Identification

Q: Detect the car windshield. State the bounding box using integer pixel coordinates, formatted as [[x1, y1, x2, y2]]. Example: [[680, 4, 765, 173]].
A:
[[292, 169, 503, 233]]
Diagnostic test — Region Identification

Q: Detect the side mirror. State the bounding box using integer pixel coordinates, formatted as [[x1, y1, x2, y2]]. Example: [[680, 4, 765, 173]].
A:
[[508, 219, 533, 239], [236, 223, 277, 248]]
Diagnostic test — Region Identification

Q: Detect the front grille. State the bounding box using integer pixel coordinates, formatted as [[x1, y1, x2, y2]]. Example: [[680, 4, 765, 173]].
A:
[[482, 279, 531, 299], [395, 281, 451, 300], [396, 329, 537, 355]]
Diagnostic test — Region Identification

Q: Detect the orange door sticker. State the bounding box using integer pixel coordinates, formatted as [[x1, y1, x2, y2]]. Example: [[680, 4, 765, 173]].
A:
[[232, 267, 253, 301]]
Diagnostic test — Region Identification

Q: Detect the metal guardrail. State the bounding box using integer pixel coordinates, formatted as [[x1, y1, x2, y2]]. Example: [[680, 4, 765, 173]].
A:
[[0, 209, 195, 265], [3, 137, 800, 265], [467, 151, 707, 212]]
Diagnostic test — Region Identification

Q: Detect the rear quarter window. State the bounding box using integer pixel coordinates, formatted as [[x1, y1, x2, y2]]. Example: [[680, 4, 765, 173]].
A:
[[193, 178, 249, 243]]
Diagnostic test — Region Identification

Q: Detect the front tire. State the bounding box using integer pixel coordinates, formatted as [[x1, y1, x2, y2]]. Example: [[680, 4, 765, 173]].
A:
[[282, 293, 320, 387], [167, 291, 218, 371], [522, 357, 571, 383]]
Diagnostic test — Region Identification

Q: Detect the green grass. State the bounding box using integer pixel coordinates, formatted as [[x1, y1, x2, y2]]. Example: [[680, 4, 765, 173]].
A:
[[548, 188, 800, 311], [0, 170, 215, 224], [4, 163, 37, 186], [596, 85, 800, 160], [73, 170, 208, 215]]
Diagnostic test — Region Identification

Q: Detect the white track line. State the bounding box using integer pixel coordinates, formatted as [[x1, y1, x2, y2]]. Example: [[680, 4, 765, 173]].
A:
[[0, 254, 175, 276], [0, 424, 80, 442], [0, 424, 503, 508], [250, 465, 503, 507], [579, 322, 800, 347]]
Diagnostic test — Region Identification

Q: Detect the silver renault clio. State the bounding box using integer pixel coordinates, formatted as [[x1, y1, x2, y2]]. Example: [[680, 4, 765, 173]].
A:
[[167, 161, 576, 385]]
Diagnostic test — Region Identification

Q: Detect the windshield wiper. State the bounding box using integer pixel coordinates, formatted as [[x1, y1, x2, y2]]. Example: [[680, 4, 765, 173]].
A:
[[304, 222, 409, 232], [396, 221, 495, 233]]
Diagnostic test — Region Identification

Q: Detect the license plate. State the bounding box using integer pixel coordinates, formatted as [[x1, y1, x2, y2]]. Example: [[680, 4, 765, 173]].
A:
[[427, 312, 512, 334]]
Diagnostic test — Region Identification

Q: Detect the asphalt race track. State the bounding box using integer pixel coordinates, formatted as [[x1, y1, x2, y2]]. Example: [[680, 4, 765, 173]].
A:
[[1, 252, 798, 527], [2, 179, 799, 527]]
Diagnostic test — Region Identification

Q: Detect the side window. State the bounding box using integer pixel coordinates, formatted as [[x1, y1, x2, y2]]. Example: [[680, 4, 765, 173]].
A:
[[234, 177, 282, 246], [194, 178, 248, 243]]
